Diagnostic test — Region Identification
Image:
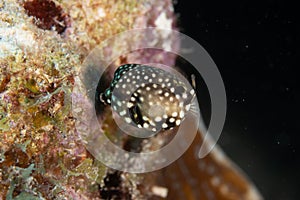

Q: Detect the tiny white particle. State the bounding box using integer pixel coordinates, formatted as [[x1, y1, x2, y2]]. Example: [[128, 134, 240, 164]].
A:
[[127, 79, 130, 82], [163, 114, 168, 119], [165, 78, 170, 82], [131, 97, 136, 101], [149, 101, 153, 106], [146, 87, 151, 91], [182, 93, 188, 99], [167, 83, 172, 87], [149, 79, 153, 82], [151, 186, 168, 199], [162, 83, 166, 88], [164, 92, 169, 97], [169, 97, 174, 102], [140, 97, 144, 102], [162, 123, 168, 128], [126, 91, 131, 95], [170, 87, 175, 93], [179, 102, 184, 107], [158, 78, 163, 82], [141, 83, 145, 87], [122, 84, 126, 89], [113, 105, 117, 110], [96, 7, 106, 18], [175, 94, 181, 99], [137, 76, 140, 79], [176, 119, 181, 126], [152, 73, 156, 78], [137, 89, 142, 93], [158, 90, 163, 94], [137, 124, 142, 128], [152, 128, 157, 132], [153, 84, 158, 88], [129, 72, 132, 76], [107, 99, 111, 104], [169, 118, 175, 123], [115, 85, 120, 88], [144, 76, 149, 80], [172, 112, 178, 117]]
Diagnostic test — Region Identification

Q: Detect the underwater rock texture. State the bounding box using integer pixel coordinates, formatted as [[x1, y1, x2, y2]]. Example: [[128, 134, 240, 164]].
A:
[[0, 0, 262, 199]]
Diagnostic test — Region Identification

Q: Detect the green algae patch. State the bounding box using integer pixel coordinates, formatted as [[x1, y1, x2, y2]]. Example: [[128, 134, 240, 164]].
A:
[[6, 164, 36, 200], [0, 118, 10, 132], [25, 79, 40, 94], [33, 111, 52, 129], [14, 192, 41, 200], [75, 158, 107, 184]]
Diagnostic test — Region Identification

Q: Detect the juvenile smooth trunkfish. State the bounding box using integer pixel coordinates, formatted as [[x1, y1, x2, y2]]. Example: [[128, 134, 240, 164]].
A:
[[100, 64, 196, 132]]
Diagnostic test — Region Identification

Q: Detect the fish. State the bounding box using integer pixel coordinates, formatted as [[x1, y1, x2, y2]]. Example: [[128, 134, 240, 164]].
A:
[[98, 64, 263, 200], [100, 64, 196, 132]]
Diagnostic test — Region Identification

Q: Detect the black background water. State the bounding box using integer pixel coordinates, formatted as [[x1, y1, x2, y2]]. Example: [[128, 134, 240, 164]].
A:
[[174, 0, 298, 199]]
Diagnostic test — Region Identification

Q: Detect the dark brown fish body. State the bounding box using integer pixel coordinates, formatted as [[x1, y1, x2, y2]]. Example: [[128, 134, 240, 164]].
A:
[[101, 64, 195, 132]]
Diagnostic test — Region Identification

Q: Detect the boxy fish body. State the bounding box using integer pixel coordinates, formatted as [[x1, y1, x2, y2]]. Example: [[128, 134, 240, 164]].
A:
[[100, 64, 195, 132]]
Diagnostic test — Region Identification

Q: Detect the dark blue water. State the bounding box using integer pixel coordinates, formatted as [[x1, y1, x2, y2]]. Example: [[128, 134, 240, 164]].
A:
[[174, 1, 298, 199]]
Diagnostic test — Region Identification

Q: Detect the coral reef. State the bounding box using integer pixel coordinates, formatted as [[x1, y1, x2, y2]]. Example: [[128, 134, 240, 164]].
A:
[[0, 0, 262, 199]]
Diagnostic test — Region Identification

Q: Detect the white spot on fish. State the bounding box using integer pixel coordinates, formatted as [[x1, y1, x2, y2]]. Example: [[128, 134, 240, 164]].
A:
[[127, 102, 134, 108], [169, 118, 175, 123], [120, 110, 126, 116], [172, 112, 178, 117], [143, 123, 149, 128], [179, 110, 185, 118], [155, 116, 162, 122], [125, 117, 132, 123], [162, 123, 168, 129]]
